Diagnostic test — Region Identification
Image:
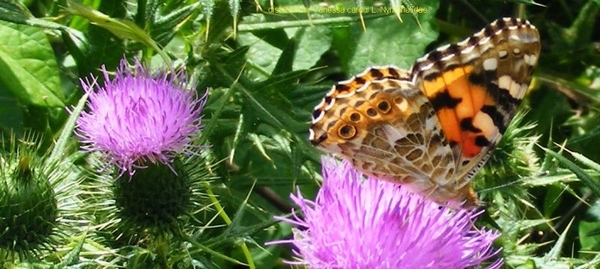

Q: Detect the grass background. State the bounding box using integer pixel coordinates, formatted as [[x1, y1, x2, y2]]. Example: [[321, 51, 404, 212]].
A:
[[0, 0, 600, 268]]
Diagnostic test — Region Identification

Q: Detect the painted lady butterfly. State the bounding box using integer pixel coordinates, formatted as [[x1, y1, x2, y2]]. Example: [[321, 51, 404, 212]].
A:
[[309, 18, 541, 208]]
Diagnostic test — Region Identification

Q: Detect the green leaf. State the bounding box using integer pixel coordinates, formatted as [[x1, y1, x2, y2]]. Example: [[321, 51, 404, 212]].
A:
[[60, 28, 92, 76], [575, 253, 600, 269], [151, 3, 199, 46], [579, 220, 600, 252], [47, 92, 89, 166], [557, 0, 598, 47], [569, 149, 600, 173], [51, 231, 88, 268], [524, 170, 578, 186], [293, 26, 332, 71], [241, 25, 330, 76], [0, 21, 64, 107], [256, 70, 308, 94], [271, 30, 298, 76], [65, 1, 171, 66], [0, 0, 68, 30], [342, 0, 439, 74], [542, 147, 600, 198], [238, 31, 283, 75], [238, 12, 388, 32], [0, 85, 23, 134]]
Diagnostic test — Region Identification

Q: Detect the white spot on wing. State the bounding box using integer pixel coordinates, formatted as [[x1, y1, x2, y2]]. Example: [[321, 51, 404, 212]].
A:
[[325, 98, 336, 110], [473, 111, 498, 139], [483, 58, 498, 71], [474, 29, 485, 37], [326, 86, 336, 96], [457, 39, 469, 46], [525, 54, 538, 65], [314, 99, 325, 111], [396, 97, 409, 112], [337, 78, 354, 85], [498, 75, 523, 99], [312, 110, 324, 123], [337, 90, 356, 98], [510, 82, 523, 99], [437, 44, 451, 51], [498, 75, 512, 90], [356, 82, 374, 93], [416, 54, 430, 63], [419, 62, 435, 71], [478, 36, 491, 45], [441, 53, 455, 61], [461, 45, 475, 54]]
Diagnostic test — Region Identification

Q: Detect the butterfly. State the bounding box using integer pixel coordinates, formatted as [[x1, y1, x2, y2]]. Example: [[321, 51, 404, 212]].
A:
[[309, 18, 541, 208]]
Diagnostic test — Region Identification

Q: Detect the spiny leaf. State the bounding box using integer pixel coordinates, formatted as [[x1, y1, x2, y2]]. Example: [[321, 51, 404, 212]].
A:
[[354, 0, 366, 30], [542, 147, 600, 197], [389, 0, 404, 22], [200, 0, 216, 40], [229, 0, 241, 38], [51, 231, 88, 268], [545, 218, 573, 260], [568, 148, 600, 173]]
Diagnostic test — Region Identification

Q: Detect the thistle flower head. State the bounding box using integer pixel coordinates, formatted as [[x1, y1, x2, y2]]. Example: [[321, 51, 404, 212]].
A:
[[271, 157, 503, 268], [75, 58, 206, 175]]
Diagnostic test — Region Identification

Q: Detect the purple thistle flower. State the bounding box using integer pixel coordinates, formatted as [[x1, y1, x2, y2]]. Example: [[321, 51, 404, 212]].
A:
[[270, 157, 503, 269], [75, 58, 206, 175]]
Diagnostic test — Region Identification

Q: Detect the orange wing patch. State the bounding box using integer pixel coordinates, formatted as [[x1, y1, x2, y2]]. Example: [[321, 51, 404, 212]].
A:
[[412, 17, 541, 167], [420, 65, 488, 158]]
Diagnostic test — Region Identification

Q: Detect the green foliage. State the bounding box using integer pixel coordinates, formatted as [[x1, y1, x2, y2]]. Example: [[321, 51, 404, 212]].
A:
[[0, 0, 599, 267]]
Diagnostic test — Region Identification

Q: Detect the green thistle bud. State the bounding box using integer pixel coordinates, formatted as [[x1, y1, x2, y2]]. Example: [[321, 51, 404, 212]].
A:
[[84, 153, 213, 250], [0, 132, 84, 263], [114, 158, 192, 231], [0, 155, 58, 255], [0, 131, 86, 264]]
